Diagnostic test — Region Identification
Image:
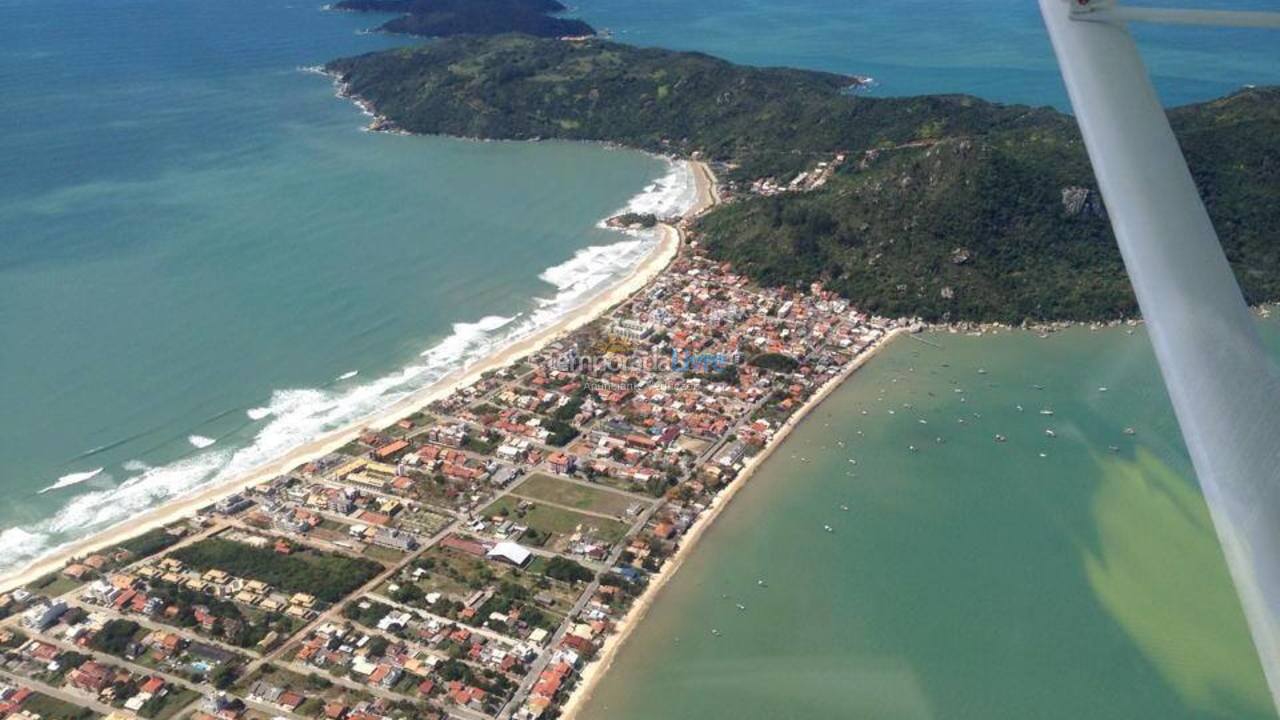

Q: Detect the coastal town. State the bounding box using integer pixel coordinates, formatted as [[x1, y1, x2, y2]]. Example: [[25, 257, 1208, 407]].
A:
[[0, 165, 903, 720]]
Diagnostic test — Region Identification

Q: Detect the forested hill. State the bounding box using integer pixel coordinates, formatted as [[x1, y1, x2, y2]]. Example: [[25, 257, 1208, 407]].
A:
[[326, 36, 1064, 182], [327, 35, 1280, 322], [334, 0, 594, 39]]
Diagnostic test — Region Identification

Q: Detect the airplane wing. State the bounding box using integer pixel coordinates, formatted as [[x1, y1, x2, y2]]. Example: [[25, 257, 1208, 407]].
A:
[[1039, 0, 1280, 711]]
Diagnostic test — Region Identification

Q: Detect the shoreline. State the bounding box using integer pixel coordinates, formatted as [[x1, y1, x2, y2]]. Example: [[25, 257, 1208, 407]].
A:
[[558, 325, 906, 720], [0, 163, 708, 595]]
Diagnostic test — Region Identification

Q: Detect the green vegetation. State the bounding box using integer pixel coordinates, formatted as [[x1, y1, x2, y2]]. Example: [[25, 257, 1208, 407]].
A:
[[138, 686, 199, 720], [19, 693, 96, 720], [542, 556, 593, 584], [613, 212, 659, 228], [334, 0, 593, 39], [328, 36, 1280, 322], [514, 473, 638, 516], [26, 572, 84, 598], [542, 417, 579, 446], [144, 577, 292, 648], [482, 495, 629, 545], [170, 537, 382, 603], [326, 35, 893, 181], [552, 392, 586, 422], [90, 618, 142, 656], [748, 352, 799, 373], [116, 527, 182, 560], [344, 599, 394, 627]]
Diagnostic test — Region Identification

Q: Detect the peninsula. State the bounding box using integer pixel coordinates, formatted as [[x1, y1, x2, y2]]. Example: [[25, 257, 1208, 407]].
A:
[[327, 35, 1280, 322], [3, 26, 1279, 720], [0, 157, 909, 720]]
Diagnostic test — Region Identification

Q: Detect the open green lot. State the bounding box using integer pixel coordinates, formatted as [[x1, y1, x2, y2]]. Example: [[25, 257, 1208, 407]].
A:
[[481, 495, 629, 547], [512, 473, 641, 517], [21, 692, 97, 720], [384, 544, 588, 621], [170, 536, 383, 603]]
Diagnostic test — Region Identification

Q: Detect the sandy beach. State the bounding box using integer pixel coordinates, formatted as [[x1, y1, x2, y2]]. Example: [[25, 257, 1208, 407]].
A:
[[0, 161, 710, 594], [558, 325, 906, 720]]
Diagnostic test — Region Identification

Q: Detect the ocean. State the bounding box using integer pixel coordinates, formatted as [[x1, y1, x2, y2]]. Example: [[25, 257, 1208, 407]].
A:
[[563, 0, 1280, 717], [0, 0, 694, 574], [2, 0, 1278, 716], [579, 322, 1280, 720], [578, 0, 1280, 109]]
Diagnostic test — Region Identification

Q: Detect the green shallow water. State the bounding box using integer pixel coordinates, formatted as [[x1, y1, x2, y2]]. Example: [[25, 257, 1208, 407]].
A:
[[581, 322, 1280, 720]]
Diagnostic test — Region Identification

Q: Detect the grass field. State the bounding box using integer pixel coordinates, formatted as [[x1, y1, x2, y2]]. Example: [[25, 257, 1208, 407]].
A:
[[20, 693, 96, 720], [482, 495, 629, 546], [512, 474, 641, 517]]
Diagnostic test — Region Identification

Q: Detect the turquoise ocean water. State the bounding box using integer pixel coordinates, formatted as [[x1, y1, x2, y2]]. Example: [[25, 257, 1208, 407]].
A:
[[3, 0, 1279, 715], [0, 0, 694, 572], [578, 0, 1280, 108]]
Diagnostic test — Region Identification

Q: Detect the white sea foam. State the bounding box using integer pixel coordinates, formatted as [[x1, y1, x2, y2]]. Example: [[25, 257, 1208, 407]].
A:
[[0, 528, 50, 562], [1, 159, 702, 578], [37, 468, 105, 495], [420, 314, 518, 363], [337, 370, 359, 381], [616, 158, 698, 219], [121, 459, 151, 473]]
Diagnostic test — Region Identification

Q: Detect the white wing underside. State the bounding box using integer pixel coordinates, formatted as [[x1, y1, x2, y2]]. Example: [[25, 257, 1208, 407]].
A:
[[1039, 0, 1280, 712]]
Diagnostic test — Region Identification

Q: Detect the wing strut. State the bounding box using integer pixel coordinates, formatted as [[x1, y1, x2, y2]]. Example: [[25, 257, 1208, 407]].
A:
[[1040, 0, 1280, 712], [1071, 0, 1280, 28]]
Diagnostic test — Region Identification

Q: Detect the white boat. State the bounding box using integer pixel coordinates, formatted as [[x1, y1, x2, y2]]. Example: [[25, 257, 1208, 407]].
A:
[[1044, 429, 1057, 438], [1040, 409, 1055, 416], [823, 524, 834, 533], [995, 434, 1008, 443]]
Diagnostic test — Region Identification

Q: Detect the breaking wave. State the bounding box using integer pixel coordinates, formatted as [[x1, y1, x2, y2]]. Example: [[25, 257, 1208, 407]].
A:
[[614, 158, 697, 219], [337, 370, 359, 381], [38, 468, 105, 495], [1, 158, 699, 579]]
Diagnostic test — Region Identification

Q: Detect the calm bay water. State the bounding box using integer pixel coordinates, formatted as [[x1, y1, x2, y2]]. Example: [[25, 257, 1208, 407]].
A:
[[564, 4, 1280, 718], [0, 0, 690, 571], [581, 322, 1280, 719], [578, 0, 1280, 108]]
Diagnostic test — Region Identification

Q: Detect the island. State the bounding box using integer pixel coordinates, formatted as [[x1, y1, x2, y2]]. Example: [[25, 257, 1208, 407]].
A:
[[333, 0, 595, 39], [326, 35, 1280, 322]]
